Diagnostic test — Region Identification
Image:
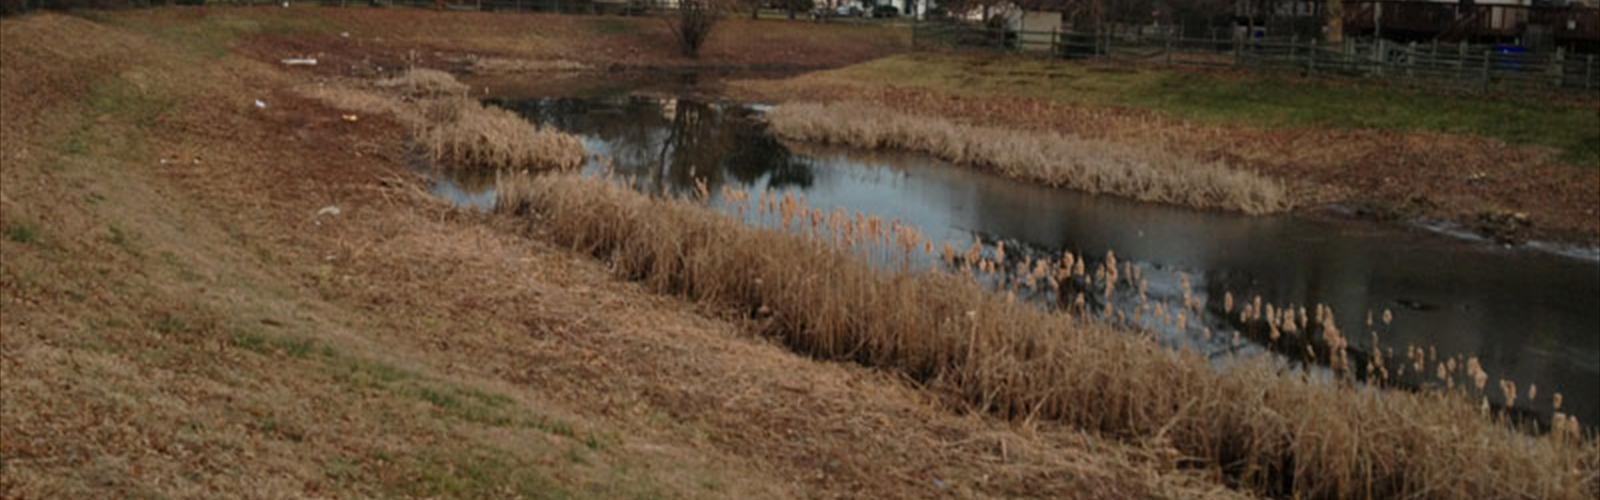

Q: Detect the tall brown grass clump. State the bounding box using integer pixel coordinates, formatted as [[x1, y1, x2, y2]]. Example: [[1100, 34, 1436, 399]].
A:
[[498, 173, 1598, 500], [765, 102, 1290, 214], [377, 67, 470, 97], [419, 100, 586, 172], [302, 69, 585, 172]]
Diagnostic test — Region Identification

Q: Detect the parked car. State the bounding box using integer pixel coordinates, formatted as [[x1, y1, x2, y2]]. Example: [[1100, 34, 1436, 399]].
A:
[[870, 5, 898, 17], [836, 4, 863, 17]]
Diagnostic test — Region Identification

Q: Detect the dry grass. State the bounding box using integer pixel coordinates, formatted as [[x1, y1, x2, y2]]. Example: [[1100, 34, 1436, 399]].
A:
[[10, 11, 1276, 500], [419, 99, 586, 172], [301, 70, 585, 172], [498, 172, 1600, 500], [296, 84, 428, 125], [765, 102, 1290, 214], [735, 64, 1600, 244], [377, 67, 470, 97], [466, 56, 591, 75]]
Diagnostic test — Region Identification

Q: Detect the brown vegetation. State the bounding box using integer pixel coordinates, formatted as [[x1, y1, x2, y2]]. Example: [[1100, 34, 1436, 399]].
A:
[[766, 102, 1290, 214], [465, 56, 590, 75], [5, 11, 1281, 499], [734, 62, 1600, 244], [498, 172, 1599, 500], [419, 98, 586, 171], [222, 6, 909, 78], [304, 69, 586, 171], [376, 67, 470, 97]]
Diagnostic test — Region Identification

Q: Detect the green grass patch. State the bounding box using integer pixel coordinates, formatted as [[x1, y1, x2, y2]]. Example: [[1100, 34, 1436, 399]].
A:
[[151, 311, 195, 334], [4, 223, 38, 244], [259, 338, 594, 439], [79, 10, 335, 59], [828, 54, 1600, 166], [394, 450, 571, 500], [231, 329, 321, 359], [56, 76, 177, 160], [585, 18, 639, 36], [106, 224, 137, 251], [1121, 74, 1600, 166]]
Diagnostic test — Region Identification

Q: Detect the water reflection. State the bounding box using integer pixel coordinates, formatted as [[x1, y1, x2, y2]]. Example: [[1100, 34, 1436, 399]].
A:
[[439, 95, 1599, 428], [489, 97, 814, 194]]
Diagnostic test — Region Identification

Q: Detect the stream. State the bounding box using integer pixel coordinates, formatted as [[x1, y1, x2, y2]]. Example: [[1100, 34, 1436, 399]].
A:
[[430, 94, 1600, 428]]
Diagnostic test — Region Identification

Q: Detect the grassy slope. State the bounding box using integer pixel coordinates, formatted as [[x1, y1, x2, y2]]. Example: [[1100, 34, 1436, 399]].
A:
[[0, 12, 750, 499], [1, 10, 1249, 500], [823, 54, 1600, 166]]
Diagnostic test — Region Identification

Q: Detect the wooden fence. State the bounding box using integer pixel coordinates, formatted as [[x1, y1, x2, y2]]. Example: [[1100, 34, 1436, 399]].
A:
[[912, 21, 1600, 95]]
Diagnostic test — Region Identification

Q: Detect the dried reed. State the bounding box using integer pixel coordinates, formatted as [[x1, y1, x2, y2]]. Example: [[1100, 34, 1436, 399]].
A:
[[377, 67, 470, 97], [467, 57, 591, 75], [419, 99, 586, 172], [765, 102, 1291, 214], [302, 70, 585, 172], [497, 173, 1599, 500]]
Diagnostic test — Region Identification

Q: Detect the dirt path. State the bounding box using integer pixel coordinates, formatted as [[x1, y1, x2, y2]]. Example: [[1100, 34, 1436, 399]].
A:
[[1, 11, 1254, 499]]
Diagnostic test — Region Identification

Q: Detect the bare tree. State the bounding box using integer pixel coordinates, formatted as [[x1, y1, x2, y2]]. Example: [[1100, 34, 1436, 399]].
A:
[[1326, 0, 1343, 43], [668, 0, 721, 58]]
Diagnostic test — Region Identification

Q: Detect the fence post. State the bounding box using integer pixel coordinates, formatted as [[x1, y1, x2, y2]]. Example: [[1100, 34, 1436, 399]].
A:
[[1587, 55, 1594, 91], [1406, 41, 1416, 81], [1232, 34, 1241, 67], [1481, 50, 1492, 93], [1165, 34, 1172, 66], [1105, 27, 1113, 59], [1307, 40, 1316, 76], [1552, 47, 1565, 88], [1050, 26, 1057, 58]]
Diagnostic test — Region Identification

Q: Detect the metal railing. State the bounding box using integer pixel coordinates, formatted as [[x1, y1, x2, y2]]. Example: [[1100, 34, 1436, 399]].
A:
[[913, 21, 1600, 95]]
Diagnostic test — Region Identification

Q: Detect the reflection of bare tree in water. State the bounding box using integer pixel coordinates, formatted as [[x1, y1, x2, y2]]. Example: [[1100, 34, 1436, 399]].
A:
[[639, 99, 813, 196], [492, 95, 813, 196]]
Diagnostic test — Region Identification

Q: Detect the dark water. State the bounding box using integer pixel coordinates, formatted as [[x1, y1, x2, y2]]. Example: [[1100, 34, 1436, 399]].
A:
[[439, 95, 1600, 427]]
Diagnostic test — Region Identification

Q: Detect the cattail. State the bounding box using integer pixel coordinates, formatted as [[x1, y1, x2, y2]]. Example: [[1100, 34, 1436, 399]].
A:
[[1468, 357, 1488, 390]]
